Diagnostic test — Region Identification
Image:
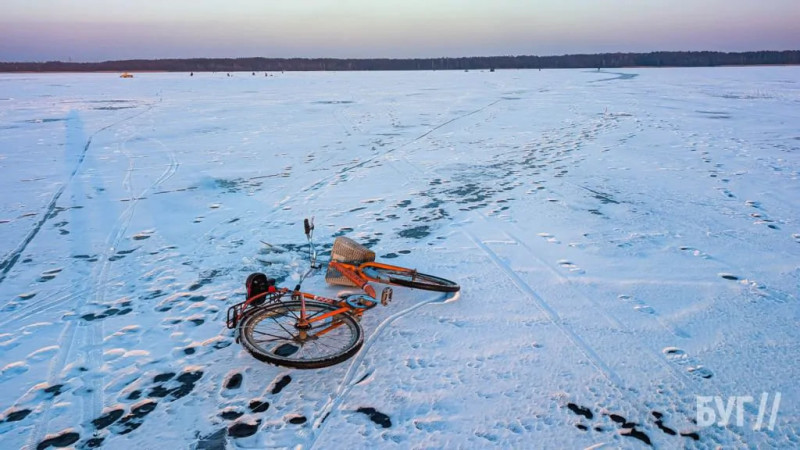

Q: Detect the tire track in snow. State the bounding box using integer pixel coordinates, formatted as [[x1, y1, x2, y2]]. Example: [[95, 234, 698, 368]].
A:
[[23, 103, 163, 449], [276, 98, 505, 210], [485, 216, 713, 390], [464, 229, 625, 388], [75, 128, 180, 432], [464, 214, 737, 447], [307, 292, 456, 449], [0, 104, 156, 287]]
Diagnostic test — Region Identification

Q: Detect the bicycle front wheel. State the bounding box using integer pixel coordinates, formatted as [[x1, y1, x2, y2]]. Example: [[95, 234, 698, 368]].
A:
[[361, 264, 460, 293], [239, 300, 363, 369]]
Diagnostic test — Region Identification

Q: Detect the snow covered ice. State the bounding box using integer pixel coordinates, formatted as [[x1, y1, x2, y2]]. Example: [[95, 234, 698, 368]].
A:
[[0, 67, 799, 448]]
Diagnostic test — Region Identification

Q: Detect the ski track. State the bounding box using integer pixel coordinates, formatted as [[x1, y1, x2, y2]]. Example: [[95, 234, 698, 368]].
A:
[[465, 229, 624, 388], [0, 104, 156, 288], [469, 213, 727, 395], [307, 292, 454, 449], [23, 102, 180, 449], [275, 98, 505, 211]]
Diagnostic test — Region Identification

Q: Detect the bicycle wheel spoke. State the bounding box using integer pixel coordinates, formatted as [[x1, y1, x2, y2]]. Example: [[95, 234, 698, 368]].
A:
[[266, 312, 297, 337], [310, 319, 339, 331], [277, 301, 301, 321], [251, 329, 293, 341], [240, 300, 363, 368], [313, 338, 344, 351]]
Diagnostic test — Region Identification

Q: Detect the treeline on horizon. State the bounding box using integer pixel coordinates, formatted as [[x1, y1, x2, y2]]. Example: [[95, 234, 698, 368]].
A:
[[1, 51, 798, 72]]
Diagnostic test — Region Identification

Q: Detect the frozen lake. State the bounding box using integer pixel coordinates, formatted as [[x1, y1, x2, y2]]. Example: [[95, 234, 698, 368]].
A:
[[1, 67, 799, 448]]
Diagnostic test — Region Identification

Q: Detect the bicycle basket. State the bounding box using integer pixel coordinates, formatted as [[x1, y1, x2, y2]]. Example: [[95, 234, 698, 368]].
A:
[[325, 236, 375, 286]]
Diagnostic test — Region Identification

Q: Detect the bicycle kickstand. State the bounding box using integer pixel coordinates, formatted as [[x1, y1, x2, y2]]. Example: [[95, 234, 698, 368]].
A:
[[381, 287, 393, 306]]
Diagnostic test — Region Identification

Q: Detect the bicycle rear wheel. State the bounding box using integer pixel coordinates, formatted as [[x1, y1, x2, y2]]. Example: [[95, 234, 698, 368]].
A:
[[360, 264, 460, 293], [239, 300, 363, 369]]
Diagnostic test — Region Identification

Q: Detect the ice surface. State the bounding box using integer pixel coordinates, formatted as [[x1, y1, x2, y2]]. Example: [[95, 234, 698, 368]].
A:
[[0, 67, 799, 448]]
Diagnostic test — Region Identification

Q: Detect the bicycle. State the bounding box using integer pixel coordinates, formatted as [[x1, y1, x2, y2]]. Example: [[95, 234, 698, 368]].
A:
[[226, 218, 460, 368]]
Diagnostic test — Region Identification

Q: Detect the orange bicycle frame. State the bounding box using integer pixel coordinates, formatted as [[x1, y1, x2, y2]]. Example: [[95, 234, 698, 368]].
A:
[[328, 260, 416, 298]]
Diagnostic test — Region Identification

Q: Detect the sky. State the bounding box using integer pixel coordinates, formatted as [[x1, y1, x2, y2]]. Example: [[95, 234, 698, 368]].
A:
[[1, 0, 798, 62]]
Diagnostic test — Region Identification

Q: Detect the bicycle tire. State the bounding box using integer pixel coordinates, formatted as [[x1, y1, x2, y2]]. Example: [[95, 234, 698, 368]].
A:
[[360, 265, 460, 293], [239, 300, 363, 369]]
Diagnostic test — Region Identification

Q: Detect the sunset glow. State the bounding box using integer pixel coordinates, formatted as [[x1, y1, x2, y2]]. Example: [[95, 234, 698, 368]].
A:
[[1, 0, 798, 61]]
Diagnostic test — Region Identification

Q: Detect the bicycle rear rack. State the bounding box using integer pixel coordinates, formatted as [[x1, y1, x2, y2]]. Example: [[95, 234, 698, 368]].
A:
[[226, 292, 285, 329]]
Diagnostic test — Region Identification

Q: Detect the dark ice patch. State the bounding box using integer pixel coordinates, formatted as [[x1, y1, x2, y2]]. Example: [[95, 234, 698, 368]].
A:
[[170, 370, 204, 400], [288, 415, 307, 424], [142, 289, 166, 300], [249, 400, 269, 413], [197, 428, 226, 450], [273, 343, 298, 358], [26, 118, 68, 124], [72, 254, 99, 262], [188, 270, 221, 291], [213, 340, 233, 350], [228, 420, 261, 438], [398, 225, 430, 239], [154, 372, 175, 383], [655, 419, 676, 435], [605, 413, 651, 446], [219, 409, 244, 420], [2, 408, 32, 423], [271, 375, 291, 394], [36, 430, 80, 450], [225, 373, 243, 390], [91, 408, 125, 430], [621, 427, 652, 446], [81, 304, 132, 322], [108, 247, 139, 262], [567, 403, 593, 420], [44, 384, 65, 397], [680, 431, 700, 441], [113, 400, 157, 435], [83, 437, 105, 448], [332, 227, 354, 237], [313, 100, 354, 104], [356, 407, 392, 428]]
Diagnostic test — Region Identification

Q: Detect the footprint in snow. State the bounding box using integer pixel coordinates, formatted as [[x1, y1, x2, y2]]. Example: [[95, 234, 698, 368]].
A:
[[537, 232, 560, 244], [557, 259, 585, 275], [81, 300, 134, 322], [131, 230, 153, 241], [718, 273, 791, 302], [270, 375, 292, 395], [0, 361, 29, 382], [663, 347, 713, 380], [37, 268, 62, 282], [356, 407, 392, 428], [678, 245, 711, 259]]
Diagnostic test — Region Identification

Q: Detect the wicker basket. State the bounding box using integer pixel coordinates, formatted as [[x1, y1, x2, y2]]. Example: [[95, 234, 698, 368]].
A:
[[325, 236, 375, 286]]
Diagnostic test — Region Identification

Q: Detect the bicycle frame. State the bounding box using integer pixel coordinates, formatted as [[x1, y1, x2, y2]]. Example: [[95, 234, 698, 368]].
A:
[[229, 218, 419, 340], [226, 285, 376, 332], [328, 259, 411, 300]]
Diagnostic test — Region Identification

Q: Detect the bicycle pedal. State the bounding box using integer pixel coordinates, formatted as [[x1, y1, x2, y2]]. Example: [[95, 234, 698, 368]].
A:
[[381, 287, 393, 306]]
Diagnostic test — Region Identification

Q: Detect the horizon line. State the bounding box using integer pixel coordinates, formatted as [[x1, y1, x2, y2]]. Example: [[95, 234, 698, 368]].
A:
[[4, 49, 800, 65]]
